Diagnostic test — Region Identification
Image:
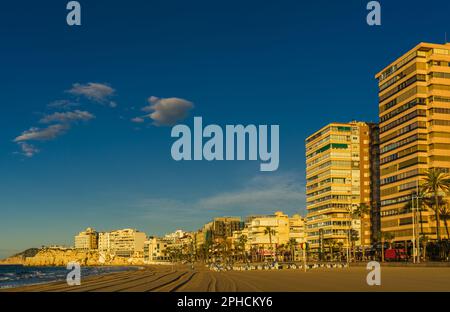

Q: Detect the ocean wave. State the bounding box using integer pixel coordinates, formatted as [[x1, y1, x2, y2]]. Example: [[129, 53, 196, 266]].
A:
[[0, 265, 137, 289]]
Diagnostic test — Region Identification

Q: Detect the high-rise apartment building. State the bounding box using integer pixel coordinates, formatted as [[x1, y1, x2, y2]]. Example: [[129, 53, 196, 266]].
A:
[[376, 42, 450, 242], [368, 124, 381, 244], [305, 122, 379, 252]]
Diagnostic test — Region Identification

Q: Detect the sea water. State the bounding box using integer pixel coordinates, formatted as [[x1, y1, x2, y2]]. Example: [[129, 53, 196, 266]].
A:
[[0, 265, 138, 289]]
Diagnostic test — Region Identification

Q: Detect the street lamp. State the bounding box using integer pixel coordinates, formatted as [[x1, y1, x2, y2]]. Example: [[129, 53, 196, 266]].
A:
[[347, 223, 351, 267], [411, 195, 417, 264], [411, 192, 422, 264], [345, 206, 352, 267]]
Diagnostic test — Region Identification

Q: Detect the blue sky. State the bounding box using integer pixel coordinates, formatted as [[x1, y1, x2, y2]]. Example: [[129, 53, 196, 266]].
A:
[[1, 0, 449, 258]]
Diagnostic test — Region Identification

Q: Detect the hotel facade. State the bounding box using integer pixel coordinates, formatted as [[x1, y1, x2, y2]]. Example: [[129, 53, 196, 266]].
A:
[[201, 217, 244, 245], [305, 122, 380, 252], [245, 212, 291, 249], [376, 42, 450, 242], [98, 229, 147, 257], [74, 227, 98, 251], [244, 212, 306, 252], [144, 237, 172, 263]]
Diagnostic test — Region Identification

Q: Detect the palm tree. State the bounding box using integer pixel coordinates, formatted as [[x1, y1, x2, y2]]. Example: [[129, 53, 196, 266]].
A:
[[237, 235, 248, 263], [167, 246, 183, 262], [264, 226, 277, 261], [420, 234, 429, 261], [218, 240, 232, 264], [337, 241, 344, 261], [202, 241, 212, 263], [439, 204, 450, 239], [193, 235, 198, 262], [421, 168, 450, 242], [352, 203, 370, 218], [352, 203, 370, 259], [276, 244, 286, 261], [286, 238, 298, 261], [403, 188, 431, 261], [325, 239, 338, 261], [350, 229, 359, 261]]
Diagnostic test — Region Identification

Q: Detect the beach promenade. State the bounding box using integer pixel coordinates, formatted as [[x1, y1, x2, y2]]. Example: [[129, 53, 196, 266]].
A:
[[2, 264, 450, 292]]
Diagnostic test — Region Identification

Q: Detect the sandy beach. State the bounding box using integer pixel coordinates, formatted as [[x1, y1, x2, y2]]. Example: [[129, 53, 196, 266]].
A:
[[1, 264, 450, 292]]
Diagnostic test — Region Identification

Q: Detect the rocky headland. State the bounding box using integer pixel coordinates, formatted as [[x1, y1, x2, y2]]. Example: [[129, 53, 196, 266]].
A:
[[0, 247, 145, 266]]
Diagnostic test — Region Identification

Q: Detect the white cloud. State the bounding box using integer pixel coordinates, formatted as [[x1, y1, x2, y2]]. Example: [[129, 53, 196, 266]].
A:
[[14, 124, 69, 142], [47, 100, 80, 110], [17, 142, 39, 157], [141, 96, 194, 126], [13, 109, 94, 157], [40, 110, 95, 124], [13, 84, 105, 158], [131, 117, 145, 123], [197, 173, 305, 215], [67, 82, 116, 105], [134, 173, 306, 228]]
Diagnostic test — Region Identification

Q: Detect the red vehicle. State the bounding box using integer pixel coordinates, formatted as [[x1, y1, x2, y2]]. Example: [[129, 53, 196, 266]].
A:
[[385, 248, 407, 261]]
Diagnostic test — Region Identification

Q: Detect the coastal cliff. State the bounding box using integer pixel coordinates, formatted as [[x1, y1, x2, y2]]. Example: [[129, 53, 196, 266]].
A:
[[0, 248, 40, 265], [0, 248, 145, 266]]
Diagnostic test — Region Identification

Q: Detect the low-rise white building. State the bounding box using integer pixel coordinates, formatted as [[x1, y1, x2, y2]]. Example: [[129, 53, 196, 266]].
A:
[[97, 229, 146, 258], [164, 229, 186, 242], [144, 237, 172, 263]]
